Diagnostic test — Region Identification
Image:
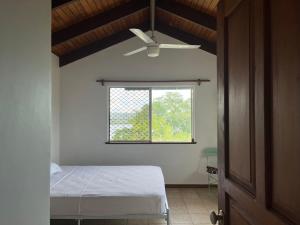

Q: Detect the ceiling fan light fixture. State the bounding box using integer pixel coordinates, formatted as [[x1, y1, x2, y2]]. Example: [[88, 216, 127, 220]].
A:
[[123, 0, 201, 57], [147, 45, 160, 57]]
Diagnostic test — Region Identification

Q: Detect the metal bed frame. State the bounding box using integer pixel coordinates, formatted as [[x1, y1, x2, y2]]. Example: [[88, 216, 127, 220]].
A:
[[51, 200, 170, 225]]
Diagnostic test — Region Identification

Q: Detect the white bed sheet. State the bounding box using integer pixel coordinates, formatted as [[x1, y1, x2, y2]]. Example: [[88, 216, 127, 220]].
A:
[[50, 166, 167, 218]]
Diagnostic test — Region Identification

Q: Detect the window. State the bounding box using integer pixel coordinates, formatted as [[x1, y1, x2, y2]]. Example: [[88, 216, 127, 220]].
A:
[[108, 87, 194, 143]]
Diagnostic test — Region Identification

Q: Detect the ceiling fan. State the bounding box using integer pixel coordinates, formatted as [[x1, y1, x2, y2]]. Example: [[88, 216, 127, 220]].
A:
[[124, 0, 201, 57]]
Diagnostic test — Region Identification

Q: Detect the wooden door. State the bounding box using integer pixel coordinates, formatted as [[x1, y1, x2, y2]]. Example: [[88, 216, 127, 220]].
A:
[[217, 0, 300, 225]]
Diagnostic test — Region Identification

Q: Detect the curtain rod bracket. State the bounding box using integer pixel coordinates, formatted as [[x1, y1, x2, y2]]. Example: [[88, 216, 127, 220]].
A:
[[100, 79, 104, 86], [197, 79, 201, 86]]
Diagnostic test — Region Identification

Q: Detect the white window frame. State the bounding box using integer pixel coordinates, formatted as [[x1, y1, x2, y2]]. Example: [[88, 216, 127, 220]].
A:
[[106, 84, 196, 144]]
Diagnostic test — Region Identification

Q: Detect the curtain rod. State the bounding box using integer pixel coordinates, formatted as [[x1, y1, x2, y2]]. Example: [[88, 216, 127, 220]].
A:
[[96, 79, 210, 86]]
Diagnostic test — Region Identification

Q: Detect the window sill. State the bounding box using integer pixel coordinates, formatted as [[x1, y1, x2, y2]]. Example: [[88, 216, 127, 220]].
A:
[[105, 141, 197, 144]]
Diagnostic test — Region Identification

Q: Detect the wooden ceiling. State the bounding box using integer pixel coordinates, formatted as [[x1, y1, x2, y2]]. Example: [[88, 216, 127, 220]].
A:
[[52, 0, 219, 66]]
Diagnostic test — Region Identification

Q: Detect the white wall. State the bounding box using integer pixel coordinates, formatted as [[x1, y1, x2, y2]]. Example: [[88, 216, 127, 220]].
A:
[[51, 53, 60, 163], [0, 1, 51, 225], [60, 32, 217, 184]]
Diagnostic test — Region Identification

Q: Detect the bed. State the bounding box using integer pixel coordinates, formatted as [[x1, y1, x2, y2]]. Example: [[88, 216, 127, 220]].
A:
[[50, 165, 169, 225]]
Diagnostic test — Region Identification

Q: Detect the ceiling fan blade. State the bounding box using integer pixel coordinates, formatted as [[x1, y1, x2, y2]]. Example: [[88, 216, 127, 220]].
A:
[[159, 44, 201, 49], [130, 29, 154, 44], [124, 46, 147, 56]]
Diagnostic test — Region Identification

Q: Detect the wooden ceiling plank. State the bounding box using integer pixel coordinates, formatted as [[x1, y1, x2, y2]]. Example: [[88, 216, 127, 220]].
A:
[[156, 8, 216, 42], [80, 0, 94, 15], [59, 22, 149, 66], [52, 0, 75, 9], [55, 8, 69, 23], [156, 21, 216, 55], [67, 3, 82, 18], [62, 4, 78, 20], [52, 0, 148, 46], [157, 0, 216, 30], [206, 0, 216, 12]]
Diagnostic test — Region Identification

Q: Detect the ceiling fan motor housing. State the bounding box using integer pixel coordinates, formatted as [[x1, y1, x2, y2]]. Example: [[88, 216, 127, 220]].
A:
[[147, 45, 160, 57]]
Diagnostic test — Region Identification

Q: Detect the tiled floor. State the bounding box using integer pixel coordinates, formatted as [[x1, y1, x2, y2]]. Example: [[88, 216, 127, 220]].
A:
[[51, 188, 218, 225], [162, 187, 217, 225]]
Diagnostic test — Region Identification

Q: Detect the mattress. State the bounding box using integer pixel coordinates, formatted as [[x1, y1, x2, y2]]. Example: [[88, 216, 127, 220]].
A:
[[50, 166, 167, 218]]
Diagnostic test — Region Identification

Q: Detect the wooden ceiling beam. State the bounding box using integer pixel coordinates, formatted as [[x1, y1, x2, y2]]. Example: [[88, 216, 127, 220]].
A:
[[59, 22, 149, 66], [156, 22, 216, 55], [52, 0, 149, 46], [52, 0, 74, 9], [59, 21, 216, 66], [156, 0, 216, 30]]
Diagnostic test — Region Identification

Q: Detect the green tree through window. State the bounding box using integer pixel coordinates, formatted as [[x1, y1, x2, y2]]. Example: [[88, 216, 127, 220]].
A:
[[152, 92, 191, 142]]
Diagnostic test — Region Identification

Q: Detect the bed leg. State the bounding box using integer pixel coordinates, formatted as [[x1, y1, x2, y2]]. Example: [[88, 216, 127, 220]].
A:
[[166, 208, 170, 225], [77, 219, 81, 225]]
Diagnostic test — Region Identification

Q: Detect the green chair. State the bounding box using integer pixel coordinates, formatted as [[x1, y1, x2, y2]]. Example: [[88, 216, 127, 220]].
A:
[[202, 147, 218, 192]]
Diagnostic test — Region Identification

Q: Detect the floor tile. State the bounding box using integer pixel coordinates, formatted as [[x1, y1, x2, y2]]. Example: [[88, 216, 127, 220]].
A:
[[166, 188, 182, 199], [104, 220, 127, 225], [186, 206, 209, 214], [180, 190, 200, 200], [148, 223, 166, 225], [127, 219, 148, 225], [168, 198, 187, 212], [192, 224, 211, 225], [171, 223, 193, 225], [184, 200, 208, 213], [189, 213, 211, 224], [148, 218, 167, 224], [170, 213, 193, 224]]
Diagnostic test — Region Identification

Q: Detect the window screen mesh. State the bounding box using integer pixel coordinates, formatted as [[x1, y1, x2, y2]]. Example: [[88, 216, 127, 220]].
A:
[[109, 88, 150, 141]]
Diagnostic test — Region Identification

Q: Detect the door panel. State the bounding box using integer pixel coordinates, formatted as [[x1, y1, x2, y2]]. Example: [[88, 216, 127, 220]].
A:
[[229, 199, 252, 225], [226, 0, 255, 193], [218, 0, 300, 225], [267, 0, 300, 224]]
